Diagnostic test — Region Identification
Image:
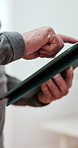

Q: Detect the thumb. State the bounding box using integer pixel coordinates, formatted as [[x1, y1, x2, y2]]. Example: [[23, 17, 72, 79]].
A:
[[3, 98, 9, 105]]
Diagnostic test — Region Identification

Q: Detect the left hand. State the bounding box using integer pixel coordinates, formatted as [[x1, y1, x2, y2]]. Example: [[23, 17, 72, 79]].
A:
[[37, 66, 74, 104]]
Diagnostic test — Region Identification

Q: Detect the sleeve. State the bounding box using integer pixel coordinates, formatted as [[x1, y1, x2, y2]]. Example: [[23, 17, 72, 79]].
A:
[[0, 32, 25, 65], [6, 74, 47, 107]]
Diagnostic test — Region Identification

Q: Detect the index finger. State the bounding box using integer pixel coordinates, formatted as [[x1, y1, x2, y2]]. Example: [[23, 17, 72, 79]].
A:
[[59, 34, 78, 43], [65, 66, 74, 88]]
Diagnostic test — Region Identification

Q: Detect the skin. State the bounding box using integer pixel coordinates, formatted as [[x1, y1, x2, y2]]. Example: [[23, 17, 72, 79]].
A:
[[5, 26, 78, 105], [21, 26, 77, 104], [12, 66, 74, 106], [38, 66, 74, 104], [22, 27, 78, 59]]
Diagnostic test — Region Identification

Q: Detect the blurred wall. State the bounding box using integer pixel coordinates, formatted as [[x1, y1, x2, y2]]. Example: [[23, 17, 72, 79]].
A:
[[0, 0, 78, 148]]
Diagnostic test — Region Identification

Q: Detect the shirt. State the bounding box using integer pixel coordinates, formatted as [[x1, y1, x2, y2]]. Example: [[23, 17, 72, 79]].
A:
[[0, 32, 46, 148]]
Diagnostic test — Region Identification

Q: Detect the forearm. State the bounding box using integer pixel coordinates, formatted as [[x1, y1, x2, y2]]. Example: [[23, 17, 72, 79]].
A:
[[0, 32, 25, 64]]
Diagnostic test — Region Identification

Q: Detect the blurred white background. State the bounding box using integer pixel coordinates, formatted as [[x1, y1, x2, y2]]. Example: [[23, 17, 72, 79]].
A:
[[0, 0, 78, 148]]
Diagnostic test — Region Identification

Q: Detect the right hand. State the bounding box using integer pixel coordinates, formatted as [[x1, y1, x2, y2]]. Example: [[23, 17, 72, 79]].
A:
[[3, 98, 9, 105], [22, 26, 78, 59]]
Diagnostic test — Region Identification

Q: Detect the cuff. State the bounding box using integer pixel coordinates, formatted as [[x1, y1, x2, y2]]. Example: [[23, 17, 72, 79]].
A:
[[2, 32, 25, 61]]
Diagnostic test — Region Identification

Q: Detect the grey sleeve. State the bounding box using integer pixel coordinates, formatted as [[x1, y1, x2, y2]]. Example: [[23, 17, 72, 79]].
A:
[[6, 74, 47, 107], [0, 32, 25, 64]]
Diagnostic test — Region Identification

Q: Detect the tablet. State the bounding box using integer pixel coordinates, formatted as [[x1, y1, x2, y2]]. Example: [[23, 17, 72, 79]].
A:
[[1, 43, 78, 106]]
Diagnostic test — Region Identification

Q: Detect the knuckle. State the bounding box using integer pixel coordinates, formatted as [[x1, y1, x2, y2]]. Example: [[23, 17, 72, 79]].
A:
[[54, 91, 61, 99], [43, 96, 52, 103], [58, 33, 62, 36], [61, 41, 64, 48], [55, 94, 60, 99], [64, 89, 69, 96], [46, 91, 51, 96], [67, 67, 74, 79], [69, 84, 72, 88], [58, 39, 64, 49], [48, 95, 52, 100], [68, 83, 72, 88], [46, 79, 52, 85], [53, 73, 60, 79], [71, 72, 74, 78], [53, 35, 59, 43], [55, 35, 64, 49], [46, 26, 55, 34], [41, 84, 46, 91]]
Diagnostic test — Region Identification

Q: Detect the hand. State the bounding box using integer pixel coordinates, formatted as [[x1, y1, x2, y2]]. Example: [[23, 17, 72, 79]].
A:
[[22, 27, 78, 59], [37, 66, 74, 104], [3, 98, 8, 105]]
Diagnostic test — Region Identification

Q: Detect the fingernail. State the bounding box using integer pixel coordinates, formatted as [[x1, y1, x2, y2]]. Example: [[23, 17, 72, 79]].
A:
[[3, 98, 9, 101], [69, 66, 73, 71], [53, 74, 60, 78]]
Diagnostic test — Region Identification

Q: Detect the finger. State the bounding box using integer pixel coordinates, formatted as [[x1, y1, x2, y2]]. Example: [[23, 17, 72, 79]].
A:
[[39, 44, 61, 56], [38, 83, 54, 103], [59, 34, 78, 43], [39, 54, 55, 58], [38, 93, 53, 104], [3, 98, 9, 105], [53, 74, 68, 96], [45, 79, 61, 98], [65, 66, 74, 88], [3, 98, 9, 101], [39, 34, 64, 56], [40, 83, 52, 96], [39, 44, 60, 56], [24, 51, 40, 59]]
